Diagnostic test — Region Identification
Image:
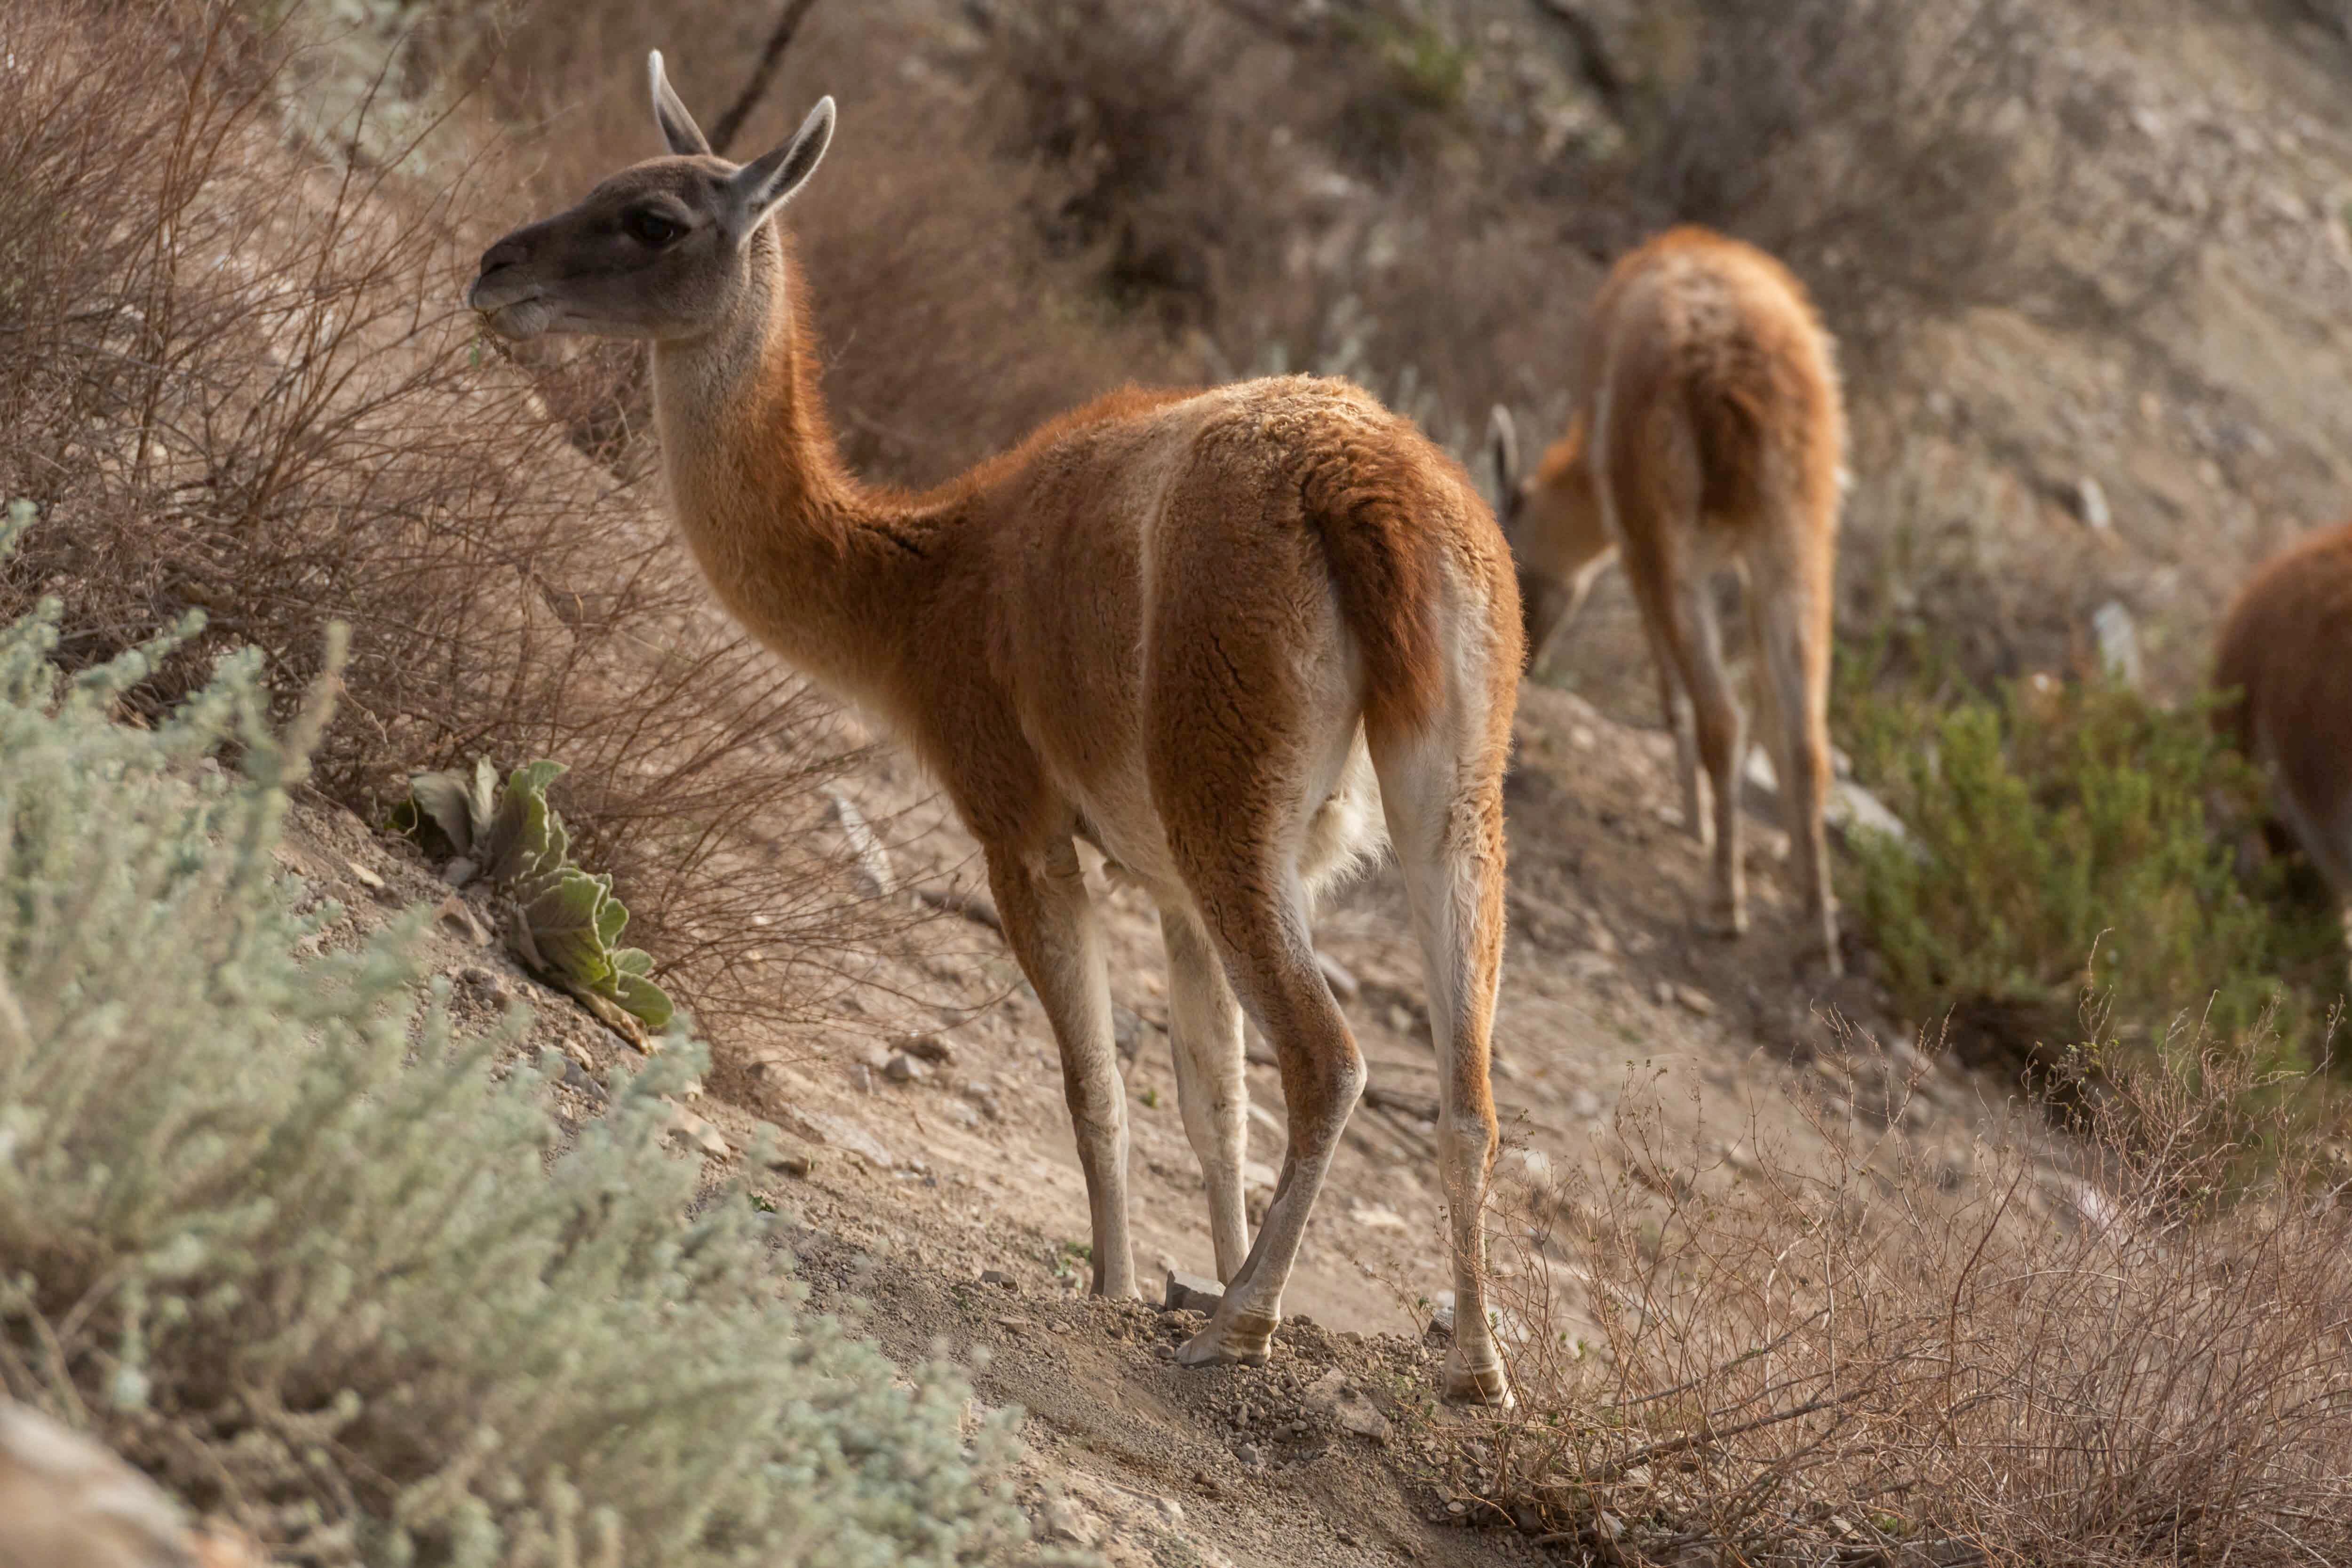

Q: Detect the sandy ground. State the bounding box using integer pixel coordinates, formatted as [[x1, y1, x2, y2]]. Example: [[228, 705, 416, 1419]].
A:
[[279, 671, 2034, 1567]]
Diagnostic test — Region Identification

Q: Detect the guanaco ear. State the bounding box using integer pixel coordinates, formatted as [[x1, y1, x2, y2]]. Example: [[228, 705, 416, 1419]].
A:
[[648, 51, 712, 158], [729, 96, 835, 235], [1486, 404, 1520, 500]]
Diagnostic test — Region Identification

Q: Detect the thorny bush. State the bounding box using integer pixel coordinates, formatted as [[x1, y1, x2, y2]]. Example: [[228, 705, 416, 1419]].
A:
[[0, 0, 898, 1038], [1455, 1020, 2352, 1567]]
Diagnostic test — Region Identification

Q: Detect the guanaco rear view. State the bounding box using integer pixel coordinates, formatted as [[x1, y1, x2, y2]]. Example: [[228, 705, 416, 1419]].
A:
[[2215, 518, 2352, 960], [465, 56, 1524, 1400], [1489, 226, 1846, 972]]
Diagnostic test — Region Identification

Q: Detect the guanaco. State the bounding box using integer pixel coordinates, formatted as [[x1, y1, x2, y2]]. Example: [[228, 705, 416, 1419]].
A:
[[466, 56, 1524, 1400], [1488, 226, 1845, 973], [2214, 518, 2352, 961]]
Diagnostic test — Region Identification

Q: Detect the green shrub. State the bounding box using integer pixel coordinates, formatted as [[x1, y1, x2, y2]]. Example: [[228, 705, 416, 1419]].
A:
[[0, 505, 1028, 1564], [1841, 670, 2344, 1077]]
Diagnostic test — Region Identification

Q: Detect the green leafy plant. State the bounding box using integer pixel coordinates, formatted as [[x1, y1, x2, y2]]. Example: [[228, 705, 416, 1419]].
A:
[[394, 758, 675, 1039], [0, 501, 1029, 1562], [1841, 672, 2344, 1080]]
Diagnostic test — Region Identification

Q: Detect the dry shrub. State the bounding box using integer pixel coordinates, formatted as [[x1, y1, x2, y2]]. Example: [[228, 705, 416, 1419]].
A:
[[1637, 0, 2243, 371], [1457, 1020, 2352, 1566], [0, 0, 881, 1036], [971, 0, 1587, 453]]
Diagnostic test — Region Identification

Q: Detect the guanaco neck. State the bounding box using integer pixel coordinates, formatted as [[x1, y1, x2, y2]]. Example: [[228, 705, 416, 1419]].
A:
[[648, 224, 934, 723]]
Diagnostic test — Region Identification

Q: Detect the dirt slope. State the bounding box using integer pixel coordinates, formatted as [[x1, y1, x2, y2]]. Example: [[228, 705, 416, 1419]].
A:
[[231, 5, 2352, 1560], [275, 657, 2045, 1567]]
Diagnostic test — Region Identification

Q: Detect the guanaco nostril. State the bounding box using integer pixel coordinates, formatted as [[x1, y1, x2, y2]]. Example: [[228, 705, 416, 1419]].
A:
[[477, 237, 530, 278]]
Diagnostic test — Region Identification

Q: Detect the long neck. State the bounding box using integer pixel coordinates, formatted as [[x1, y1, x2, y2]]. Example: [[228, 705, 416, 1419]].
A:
[[649, 227, 926, 718]]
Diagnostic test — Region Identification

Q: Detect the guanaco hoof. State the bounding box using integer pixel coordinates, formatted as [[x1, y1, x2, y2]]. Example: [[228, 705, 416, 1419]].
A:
[[1442, 1349, 1515, 1408], [1176, 1311, 1279, 1369]]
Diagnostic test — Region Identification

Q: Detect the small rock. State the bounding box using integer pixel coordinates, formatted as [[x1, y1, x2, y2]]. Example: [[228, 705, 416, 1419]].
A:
[[1827, 778, 1912, 850], [1164, 1268, 1225, 1313], [1242, 1159, 1279, 1194], [345, 859, 385, 891], [785, 1109, 895, 1169], [559, 1056, 608, 1104], [434, 894, 493, 947], [1235, 1441, 1264, 1475], [1315, 951, 1360, 1002], [2074, 475, 2112, 531], [825, 788, 896, 897], [1571, 1088, 1604, 1120], [0, 1397, 205, 1566], [957, 1079, 1003, 1120], [897, 1033, 954, 1064], [943, 1099, 983, 1130], [1384, 1003, 1415, 1034], [1303, 1367, 1389, 1441], [1040, 1497, 1093, 1547], [441, 855, 479, 888], [2093, 599, 2142, 687], [455, 964, 511, 1003], [883, 1052, 928, 1084], [751, 1122, 816, 1177], [981, 1269, 1020, 1291], [1347, 1202, 1408, 1230], [1335, 1399, 1391, 1442], [1153, 1343, 1177, 1361], [1674, 983, 1716, 1018], [664, 1101, 734, 1161]]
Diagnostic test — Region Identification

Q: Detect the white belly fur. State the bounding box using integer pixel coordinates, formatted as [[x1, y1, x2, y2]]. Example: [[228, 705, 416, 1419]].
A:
[[1069, 728, 1388, 913]]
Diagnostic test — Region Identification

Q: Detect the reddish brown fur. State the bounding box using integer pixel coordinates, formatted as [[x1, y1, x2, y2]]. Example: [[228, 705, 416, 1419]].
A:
[[467, 69, 1522, 1399], [2214, 518, 2352, 908], [1495, 226, 1845, 970]]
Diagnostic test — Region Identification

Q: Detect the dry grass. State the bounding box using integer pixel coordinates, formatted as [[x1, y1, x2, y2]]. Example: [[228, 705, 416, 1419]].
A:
[[0, 0, 889, 1036], [1449, 1016, 2352, 1566]]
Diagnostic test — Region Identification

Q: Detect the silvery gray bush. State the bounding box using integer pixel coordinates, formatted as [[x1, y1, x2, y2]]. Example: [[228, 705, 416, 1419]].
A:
[[0, 502, 1027, 1565]]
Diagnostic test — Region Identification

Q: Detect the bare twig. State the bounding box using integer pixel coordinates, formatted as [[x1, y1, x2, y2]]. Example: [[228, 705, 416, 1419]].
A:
[[708, 0, 824, 157]]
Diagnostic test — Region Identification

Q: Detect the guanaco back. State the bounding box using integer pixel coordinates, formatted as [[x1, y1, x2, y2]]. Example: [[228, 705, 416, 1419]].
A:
[[1489, 226, 1846, 971], [2215, 517, 2352, 961]]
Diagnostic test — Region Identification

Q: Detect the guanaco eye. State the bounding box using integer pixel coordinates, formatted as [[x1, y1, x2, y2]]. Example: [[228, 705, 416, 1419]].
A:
[[624, 208, 684, 247]]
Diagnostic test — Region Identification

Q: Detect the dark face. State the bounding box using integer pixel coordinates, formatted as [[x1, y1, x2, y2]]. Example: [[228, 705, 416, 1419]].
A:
[[466, 159, 747, 342], [464, 54, 835, 344]]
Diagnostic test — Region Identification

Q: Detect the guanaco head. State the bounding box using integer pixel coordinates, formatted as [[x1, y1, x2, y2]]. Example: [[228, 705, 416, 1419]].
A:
[[466, 53, 834, 343], [1486, 404, 1614, 670]]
